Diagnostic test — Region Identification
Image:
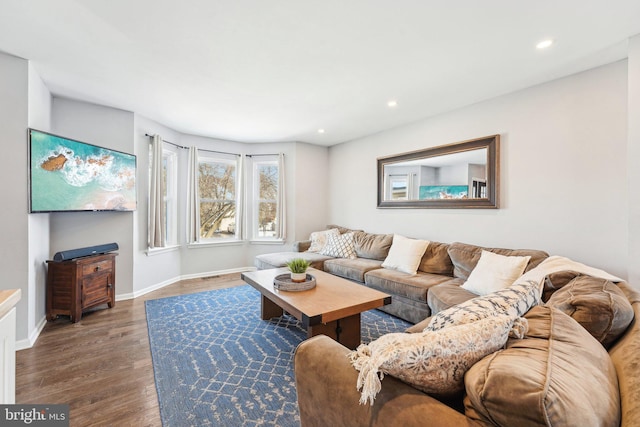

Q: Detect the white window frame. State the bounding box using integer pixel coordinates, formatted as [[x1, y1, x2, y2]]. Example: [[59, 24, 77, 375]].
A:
[[251, 157, 280, 241], [147, 146, 178, 250], [197, 154, 240, 242], [163, 150, 178, 246]]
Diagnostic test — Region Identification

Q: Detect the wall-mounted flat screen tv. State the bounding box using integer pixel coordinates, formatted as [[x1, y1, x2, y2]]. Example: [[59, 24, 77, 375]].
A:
[[29, 129, 137, 213]]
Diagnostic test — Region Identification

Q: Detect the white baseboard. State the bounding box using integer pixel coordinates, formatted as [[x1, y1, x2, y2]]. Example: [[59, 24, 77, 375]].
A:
[[20, 266, 257, 349], [16, 315, 47, 351], [117, 266, 256, 301]]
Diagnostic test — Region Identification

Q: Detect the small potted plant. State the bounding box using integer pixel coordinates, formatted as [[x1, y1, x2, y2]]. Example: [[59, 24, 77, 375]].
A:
[[286, 258, 311, 283]]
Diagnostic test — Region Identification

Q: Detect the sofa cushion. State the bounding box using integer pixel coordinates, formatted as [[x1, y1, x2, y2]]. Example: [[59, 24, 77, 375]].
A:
[[464, 306, 621, 427], [448, 242, 548, 280], [349, 314, 515, 405], [324, 258, 383, 283], [320, 232, 357, 259], [381, 234, 430, 275], [426, 281, 472, 315], [461, 250, 531, 295], [308, 228, 340, 252], [546, 275, 634, 348], [417, 241, 453, 276], [365, 268, 454, 304], [254, 251, 333, 270], [353, 232, 393, 261], [425, 280, 540, 334]]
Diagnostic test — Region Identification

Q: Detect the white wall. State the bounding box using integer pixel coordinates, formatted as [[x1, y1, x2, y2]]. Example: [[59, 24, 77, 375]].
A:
[[26, 63, 51, 348], [290, 142, 330, 241], [628, 34, 640, 286], [0, 52, 29, 344], [51, 98, 135, 296], [328, 60, 629, 278]]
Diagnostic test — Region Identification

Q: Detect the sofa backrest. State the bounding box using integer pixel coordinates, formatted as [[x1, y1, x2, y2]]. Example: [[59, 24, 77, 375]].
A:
[[353, 232, 393, 261], [447, 242, 549, 280]]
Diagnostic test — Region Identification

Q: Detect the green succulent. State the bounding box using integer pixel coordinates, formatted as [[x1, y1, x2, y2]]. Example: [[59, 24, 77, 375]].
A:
[[286, 258, 311, 274]]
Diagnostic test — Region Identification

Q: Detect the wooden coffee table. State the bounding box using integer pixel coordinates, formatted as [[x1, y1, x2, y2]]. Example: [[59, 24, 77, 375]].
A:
[[241, 267, 391, 349]]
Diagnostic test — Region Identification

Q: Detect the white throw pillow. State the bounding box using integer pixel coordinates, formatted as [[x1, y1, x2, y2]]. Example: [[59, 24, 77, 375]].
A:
[[307, 228, 339, 253], [381, 234, 430, 275], [461, 250, 531, 295], [319, 232, 357, 259], [349, 315, 515, 405]]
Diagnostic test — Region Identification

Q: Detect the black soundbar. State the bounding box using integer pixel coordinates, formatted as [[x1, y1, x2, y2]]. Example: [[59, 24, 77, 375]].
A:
[[53, 243, 119, 262]]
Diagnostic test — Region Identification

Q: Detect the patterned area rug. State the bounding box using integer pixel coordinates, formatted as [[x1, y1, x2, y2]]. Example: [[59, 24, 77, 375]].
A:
[[145, 285, 411, 427]]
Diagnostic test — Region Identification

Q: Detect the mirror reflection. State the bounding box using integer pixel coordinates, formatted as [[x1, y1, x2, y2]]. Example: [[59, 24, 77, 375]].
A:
[[377, 135, 499, 209], [383, 148, 487, 201]]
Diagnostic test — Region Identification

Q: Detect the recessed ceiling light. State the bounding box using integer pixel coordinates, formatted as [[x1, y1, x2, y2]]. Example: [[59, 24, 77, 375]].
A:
[[536, 39, 554, 49], [317, 129, 325, 134], [387, 100, 398, 108]]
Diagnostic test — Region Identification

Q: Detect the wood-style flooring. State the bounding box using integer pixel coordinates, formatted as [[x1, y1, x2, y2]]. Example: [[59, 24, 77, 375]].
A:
[[16, 273, 246, 427]]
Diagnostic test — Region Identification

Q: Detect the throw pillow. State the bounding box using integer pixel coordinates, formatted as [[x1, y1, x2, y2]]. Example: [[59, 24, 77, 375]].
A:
[[353, 232, 393, 261], [461, 250, 531, 295], [546, 275, 634, 348], [381, 234, 430, 275], [425, 280, 541, 336], [349, 315, 515, 405], [307, 228, 340, 253], [319, 232, 357, 259]]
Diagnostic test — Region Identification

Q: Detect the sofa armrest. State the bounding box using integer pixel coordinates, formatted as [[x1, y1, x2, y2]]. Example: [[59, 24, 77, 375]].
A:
[[293, 240, 312, 252], [294, 335, 482, 427]]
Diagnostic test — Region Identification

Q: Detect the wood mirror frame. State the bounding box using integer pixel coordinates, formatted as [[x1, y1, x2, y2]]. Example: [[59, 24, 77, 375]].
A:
[[377, 135, 499, 209]]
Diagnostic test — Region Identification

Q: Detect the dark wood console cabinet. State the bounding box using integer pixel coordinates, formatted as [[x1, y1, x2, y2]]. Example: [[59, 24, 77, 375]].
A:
[[46, 253, 116, 323]]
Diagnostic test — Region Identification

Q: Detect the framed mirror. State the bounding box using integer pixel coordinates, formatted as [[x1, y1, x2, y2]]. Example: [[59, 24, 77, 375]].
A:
[[377, 135, 499, 209]]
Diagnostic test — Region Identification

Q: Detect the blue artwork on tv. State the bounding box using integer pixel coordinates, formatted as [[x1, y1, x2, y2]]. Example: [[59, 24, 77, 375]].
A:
[[29, 129, 137, 213]]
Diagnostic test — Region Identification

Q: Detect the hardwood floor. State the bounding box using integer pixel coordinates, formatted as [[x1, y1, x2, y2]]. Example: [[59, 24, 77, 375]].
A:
[[16, 273, 246, 427]]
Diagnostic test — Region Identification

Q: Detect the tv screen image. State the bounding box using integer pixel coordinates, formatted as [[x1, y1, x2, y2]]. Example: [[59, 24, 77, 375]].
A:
[[29, 129, 137, 213]]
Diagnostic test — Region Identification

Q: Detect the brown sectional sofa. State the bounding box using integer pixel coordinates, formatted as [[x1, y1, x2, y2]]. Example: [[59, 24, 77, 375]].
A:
[[254, 226, 549, 323], [255, 227, 640, 426]]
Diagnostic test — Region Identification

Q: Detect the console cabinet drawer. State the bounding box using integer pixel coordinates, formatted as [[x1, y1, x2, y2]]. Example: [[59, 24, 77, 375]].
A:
[[82, 259, 113, 276], [46, 253, 117, 323]]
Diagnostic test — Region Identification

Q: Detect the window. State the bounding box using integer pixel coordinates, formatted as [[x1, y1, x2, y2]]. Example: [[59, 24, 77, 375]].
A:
[[198, 156, 239, 240], [148, 146, 177, 248], [252, 158, 280, 240], [163, 150, 178, 245]]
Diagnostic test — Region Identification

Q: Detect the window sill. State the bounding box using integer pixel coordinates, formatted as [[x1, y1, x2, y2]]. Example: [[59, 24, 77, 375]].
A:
[[187, 240, 245, 249], [250, 239, 286, 245], [146, 245, 180, 256]]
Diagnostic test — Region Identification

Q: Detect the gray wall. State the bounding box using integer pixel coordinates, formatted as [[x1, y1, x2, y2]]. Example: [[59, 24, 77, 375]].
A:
[[131, 115, 183, 295], [26, 63, 51, 347], [0, 53, 29, 343], [328, 60, 629, 278], [51, 98, 135, 296], [132, 118, 331, 294]]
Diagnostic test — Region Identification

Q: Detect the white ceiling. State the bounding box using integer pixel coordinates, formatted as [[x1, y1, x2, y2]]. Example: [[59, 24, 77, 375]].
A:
[[1, 1, 639, 146]]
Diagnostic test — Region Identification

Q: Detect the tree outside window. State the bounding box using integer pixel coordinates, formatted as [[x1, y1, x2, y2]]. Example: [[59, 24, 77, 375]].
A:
[[198, 158, 237, 239], [255, 161, 278, 238]]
